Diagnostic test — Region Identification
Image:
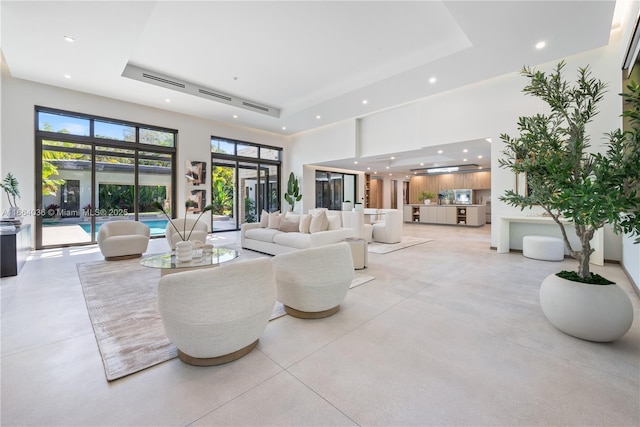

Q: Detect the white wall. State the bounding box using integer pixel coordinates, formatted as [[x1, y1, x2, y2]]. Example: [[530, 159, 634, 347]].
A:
[[0, 70, 287, 245], [289, 31, 629, 263]]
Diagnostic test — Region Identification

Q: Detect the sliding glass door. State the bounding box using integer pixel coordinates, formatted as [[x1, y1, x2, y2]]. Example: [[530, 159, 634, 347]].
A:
[[211, 137, 282, 232]]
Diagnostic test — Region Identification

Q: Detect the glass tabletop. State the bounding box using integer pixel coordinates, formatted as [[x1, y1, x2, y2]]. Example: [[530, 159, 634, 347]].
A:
[[140, 247, 238, 269]]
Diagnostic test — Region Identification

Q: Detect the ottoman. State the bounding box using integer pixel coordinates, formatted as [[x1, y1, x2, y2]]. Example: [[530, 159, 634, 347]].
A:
[[523, 235, 564, 261]]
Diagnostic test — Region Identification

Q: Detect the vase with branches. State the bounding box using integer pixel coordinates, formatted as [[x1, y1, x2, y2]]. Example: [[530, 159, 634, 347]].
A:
[[152, 200, 214, 241]]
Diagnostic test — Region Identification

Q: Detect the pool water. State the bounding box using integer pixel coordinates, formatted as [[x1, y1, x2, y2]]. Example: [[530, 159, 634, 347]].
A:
[[79, 219, 169, 236]]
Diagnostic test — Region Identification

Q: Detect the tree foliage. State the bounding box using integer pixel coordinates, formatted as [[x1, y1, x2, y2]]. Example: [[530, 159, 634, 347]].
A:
[[499, 61, 640, 280]]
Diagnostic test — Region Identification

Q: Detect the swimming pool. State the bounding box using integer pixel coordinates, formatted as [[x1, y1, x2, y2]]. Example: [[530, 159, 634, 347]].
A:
[[79, 219, 169, 236]]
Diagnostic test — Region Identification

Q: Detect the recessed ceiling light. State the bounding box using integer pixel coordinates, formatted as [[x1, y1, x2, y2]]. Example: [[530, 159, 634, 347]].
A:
[[362, 99, 368, 105], [64, 35, 75, 43], [478, 155, 483, 159], [390, 156, 395, 160], [233, 115, 238, 119], [165, 98, 171, 103], [463, 158, 468, 162], [282, 126, 286, 130], [64, 74, 71, 79], [479, 166, 483, 170], [367, 167, 370, 170], [316, 115, 321, 119], [463, 149, 468, 153], [437, 150, 443, 154], [420, 163, 424, 166], [354, 161, 358, 164], [389, 173, 392, 176], [385, 166, 389, 169], [485, 138, 492, 143], [429, 76, 437, 84], [535, 41, 546, 50]]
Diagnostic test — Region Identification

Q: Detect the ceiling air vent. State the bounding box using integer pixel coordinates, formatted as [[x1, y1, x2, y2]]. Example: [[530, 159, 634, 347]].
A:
[[198, 89, 232, 102], [141, 73, 186, 89], [242, 101, 270, 113], [121, 64, 280, 118]]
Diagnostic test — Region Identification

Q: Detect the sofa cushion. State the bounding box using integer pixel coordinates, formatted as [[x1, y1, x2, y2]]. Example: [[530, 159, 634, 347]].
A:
[[278, 218, 300, 232], [259, 210, 269, 228], [273, 232, 312, 250], [327, 214, 341, 230], [299, 214, 312, 234], [309, 210, 329, 233], [268, 211, 281, 229], [244, 227, 283, 243]]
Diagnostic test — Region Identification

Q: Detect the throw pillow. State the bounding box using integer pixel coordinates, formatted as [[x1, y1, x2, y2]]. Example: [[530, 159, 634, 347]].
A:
[[259, 210, 269, 228], [327, 214, 341, 230], [268, 211, 281, 229], [309, 210, 329, 234], [299, 214, 312, 234], [278, 219, 299, 232], [284, 213, 300, 225]]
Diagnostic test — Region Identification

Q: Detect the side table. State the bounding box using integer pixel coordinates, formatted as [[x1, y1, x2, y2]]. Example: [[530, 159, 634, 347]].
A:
[[344, 237, 367, 270]]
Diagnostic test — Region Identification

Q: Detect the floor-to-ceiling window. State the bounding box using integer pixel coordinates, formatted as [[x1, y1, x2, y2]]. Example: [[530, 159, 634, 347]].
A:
[[35, 107, 177, 249], [211, 137, 281, 232]]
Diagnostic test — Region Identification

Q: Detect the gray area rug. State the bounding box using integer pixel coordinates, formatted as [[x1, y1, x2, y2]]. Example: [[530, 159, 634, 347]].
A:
[[368, 236, 434, 254], [78, 257, 375, 381]]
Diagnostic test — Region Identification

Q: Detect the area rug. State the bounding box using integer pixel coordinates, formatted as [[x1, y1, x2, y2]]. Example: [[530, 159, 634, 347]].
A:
[[78, 258, 374, 381], [368, 236, 434, 254]]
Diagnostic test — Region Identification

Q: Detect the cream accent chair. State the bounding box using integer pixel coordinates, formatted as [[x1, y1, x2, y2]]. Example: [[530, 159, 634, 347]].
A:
[[165, 218, 208, 250], [97, 220, 150, 260], [372, 209, 403, 244], [158, 258, 277, 366], [341, 210, 372, 242], [271, 242, 354, 319]]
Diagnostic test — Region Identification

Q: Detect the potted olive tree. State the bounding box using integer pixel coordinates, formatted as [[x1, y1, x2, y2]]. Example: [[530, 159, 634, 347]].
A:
[[500, 61, 640, 342]]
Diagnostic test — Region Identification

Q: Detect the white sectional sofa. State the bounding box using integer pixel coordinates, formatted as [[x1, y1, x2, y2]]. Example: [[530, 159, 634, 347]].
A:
[[241, 209, 355, 256]]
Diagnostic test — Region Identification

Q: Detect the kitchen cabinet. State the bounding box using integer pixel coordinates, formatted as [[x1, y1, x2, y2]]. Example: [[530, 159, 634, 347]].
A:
[[403, 205, 486, 227]]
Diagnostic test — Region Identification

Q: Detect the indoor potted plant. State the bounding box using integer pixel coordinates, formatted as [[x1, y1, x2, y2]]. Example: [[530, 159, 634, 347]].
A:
[[499, 61, 640, 342], [417, 191, 436, 205], [1, 172, 20, 219], [284, 172, 302, 212]]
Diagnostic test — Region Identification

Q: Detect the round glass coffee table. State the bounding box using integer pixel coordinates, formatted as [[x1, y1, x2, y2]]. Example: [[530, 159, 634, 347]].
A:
[[140, 247, 239, 276]]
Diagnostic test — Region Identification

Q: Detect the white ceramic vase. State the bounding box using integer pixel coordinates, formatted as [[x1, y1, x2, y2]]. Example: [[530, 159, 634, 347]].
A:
[[175, 240, 194, 263], [539, 273, 634, 342], [424, 200, 431, 205], [342, 202, 353, 212]]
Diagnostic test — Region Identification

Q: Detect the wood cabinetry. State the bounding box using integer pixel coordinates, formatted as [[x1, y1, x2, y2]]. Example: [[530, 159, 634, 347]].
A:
[[369, 177, 382, 208], [408, 171, 491, 204], [403, 205, 486, 227], [364, 174, 370, 207]]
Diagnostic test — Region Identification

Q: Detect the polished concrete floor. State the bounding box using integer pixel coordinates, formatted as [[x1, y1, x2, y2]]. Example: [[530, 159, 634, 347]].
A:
[[1, 223, 639, 426]]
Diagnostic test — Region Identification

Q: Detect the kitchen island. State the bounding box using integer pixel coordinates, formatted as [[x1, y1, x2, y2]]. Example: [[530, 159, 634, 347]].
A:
[[404, 204, 486, 226]]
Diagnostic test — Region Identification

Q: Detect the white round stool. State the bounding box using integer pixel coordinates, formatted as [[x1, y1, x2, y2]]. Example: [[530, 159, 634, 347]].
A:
[[522, 236, 564, 261]]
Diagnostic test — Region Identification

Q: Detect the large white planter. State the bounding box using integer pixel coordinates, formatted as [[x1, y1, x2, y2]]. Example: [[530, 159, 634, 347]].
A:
[[539, 273, 634, 342], [342, 202, 353, 211]]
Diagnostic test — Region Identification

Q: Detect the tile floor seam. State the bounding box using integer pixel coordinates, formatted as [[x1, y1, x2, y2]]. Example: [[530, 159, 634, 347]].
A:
[[280, 369, 362, 426], [0, 330, 95, 359], [184, 367, 287, 427]]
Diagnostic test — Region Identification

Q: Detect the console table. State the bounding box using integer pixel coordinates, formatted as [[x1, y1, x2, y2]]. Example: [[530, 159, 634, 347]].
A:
[[497, 215, 603, 266], [1, 224, 31, 277]]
